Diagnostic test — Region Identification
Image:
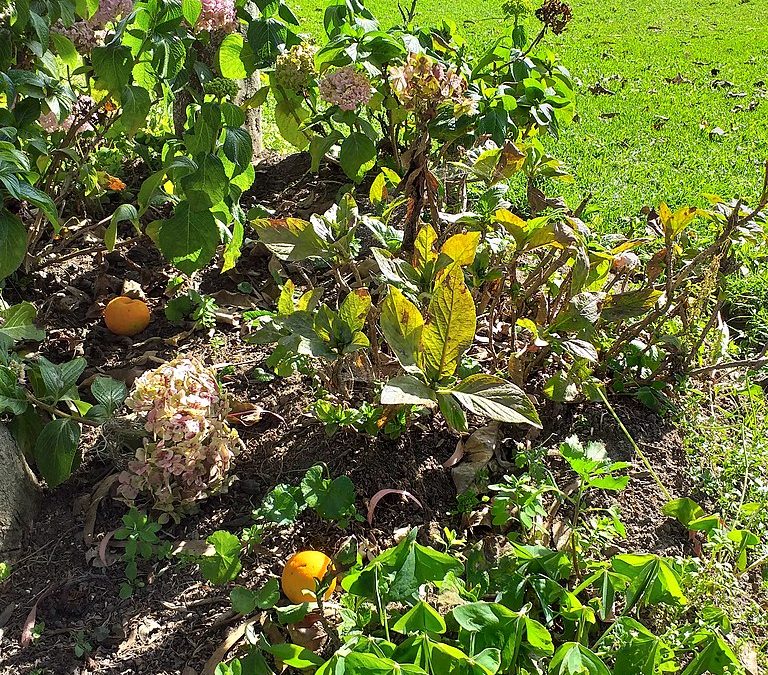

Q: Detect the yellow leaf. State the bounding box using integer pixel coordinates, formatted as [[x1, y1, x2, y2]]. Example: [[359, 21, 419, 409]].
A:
[[440, 231, 481, 267], [413, 223, 438, 272], [422, 267, 476, 382], [380, 286, 424, 370]]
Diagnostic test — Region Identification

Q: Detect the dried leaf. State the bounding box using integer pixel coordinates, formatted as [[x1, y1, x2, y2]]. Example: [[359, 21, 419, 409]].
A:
[[367, 489, 424, 525], [451, 423, 499, 494]]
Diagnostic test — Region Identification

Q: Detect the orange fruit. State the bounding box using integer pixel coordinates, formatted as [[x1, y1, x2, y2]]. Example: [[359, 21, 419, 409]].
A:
[[103, 296, 151, 336], [281, 551, 336, 604]]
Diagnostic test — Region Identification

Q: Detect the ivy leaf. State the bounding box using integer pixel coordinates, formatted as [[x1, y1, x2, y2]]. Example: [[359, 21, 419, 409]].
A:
[[33, 419, 81, 488], [339, 132, 376, 183], [157, 201, 220, 275]]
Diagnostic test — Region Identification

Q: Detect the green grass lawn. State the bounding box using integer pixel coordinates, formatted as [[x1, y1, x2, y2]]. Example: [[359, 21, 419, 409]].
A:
[[274, 0, 768, 228]]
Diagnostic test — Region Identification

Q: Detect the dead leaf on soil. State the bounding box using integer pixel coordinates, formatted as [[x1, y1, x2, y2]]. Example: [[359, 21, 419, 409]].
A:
[[287, 611, 328, 652], [83, 474, 120, 546], [367, 489, 424, 525], [739, 642, 759, 674], [665, 73, 692, 85], [171, 539, 216, 557], [201, 619, 256, 675], [451, 423, 500, 495], [210, 290, 260, 309]]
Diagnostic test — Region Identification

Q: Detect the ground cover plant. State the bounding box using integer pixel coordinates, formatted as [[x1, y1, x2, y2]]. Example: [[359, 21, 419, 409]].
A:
[[1, 0, 768, 673]]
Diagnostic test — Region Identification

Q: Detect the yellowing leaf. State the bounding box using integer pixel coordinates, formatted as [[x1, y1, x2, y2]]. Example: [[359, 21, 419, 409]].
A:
[[413, 223, 438, 272], [338, 289, 371, 332], [422, 267, 476, 382], [440, 231, 481, 267], [380, 286, 424, 370], [277, 279, 296, 315]]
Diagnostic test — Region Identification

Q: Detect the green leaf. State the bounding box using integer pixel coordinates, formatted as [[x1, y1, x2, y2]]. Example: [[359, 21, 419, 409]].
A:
[[90, 377, 127, 415], [223, 128, 253, 172], [218, 34, 247, 79], [450, 374, 541, 428], [422, 267, 476, 381], [338, 289, 371, 333], [601, 289, 662, 323], [199, 530, 242, 585], [106, 204, 139, 252], [230, 581, 278, 614], [276, 602, 309, 625], [33, 419, 81, 488], [120, 85, 151, 135], [260, 484, 301, 525], [247, 17, 288, 69], [681, 633, 741, 675], [343, 652, 427, 675], [392, 601, 446, 635], [315, 476, 356, 521], [662, 497, 705, 529], [91, 45, 133, 96], [157, 201, 220, 275], [263, 643, 324, 669], [0, 365, 29, 415], [181, 154, 228, 211], [181, 0, 202, 26], [339, 132, 376, 183], [381, 375, 436, 407], [222, 219, 244, 273], [37, 356, 86, 402], [0, 302, 45, 343], [51, 33, 79, 68], [274, 99, 310, 150], [309, 130, 342, 172], [379, 286, 424, 370], [612, 617, 676, 675], [550, 643, 610, 675], [0, 208, 29, 279]]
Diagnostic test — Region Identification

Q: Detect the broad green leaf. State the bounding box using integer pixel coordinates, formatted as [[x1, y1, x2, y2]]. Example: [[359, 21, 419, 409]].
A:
[[450, 374, 541, 428], [0, 210, 27, 280], [309, 130, 342, 172], [157, 201, 220, 275], [199, 530, 242, 585], [612, 617, 676, 675], [274, 99, 310, 150], [0, 365, 29, 415], [51, 33, 78, 67], [422, 267, 476, 381], [37, 356, 85, 402], [601, 289, 662, 323], [181, 154, 228, 211], [230, 577, 279, 613], [120, 85, 151, 135], [223, 128, 253, 172], [315, 476, 355, 521], [218, 34, 247, 79], [681, 633, 741, 675], [262, 643, 324, 669], [33, 419, 81, 488], [339, 132, 376, 183], [662, 498, 705, 529], [106, 204, 139, 251], [90, 377, 128, 415], [380, 286, 424, 370], [91, 45, 132, 96], [381, 375, 436, 407], [0, 302, 45, 343], [181, 0, 202, 26], [343, 652, 427, 675], [392, 601, 447, 635]]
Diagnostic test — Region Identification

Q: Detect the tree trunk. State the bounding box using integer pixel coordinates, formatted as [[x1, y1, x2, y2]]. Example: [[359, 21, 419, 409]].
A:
[[0, 424, 40, 558], [238, 2, 263, 158]]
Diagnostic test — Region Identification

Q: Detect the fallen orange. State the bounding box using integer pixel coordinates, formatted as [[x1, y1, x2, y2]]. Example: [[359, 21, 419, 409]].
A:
[[103, 296, 151, 336], [281, 550, 336, 604]]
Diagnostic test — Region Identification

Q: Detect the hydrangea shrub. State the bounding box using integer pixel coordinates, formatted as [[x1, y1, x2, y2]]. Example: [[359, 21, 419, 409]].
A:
[[319, 66, 373, 111], [117, 358, 239, 521]]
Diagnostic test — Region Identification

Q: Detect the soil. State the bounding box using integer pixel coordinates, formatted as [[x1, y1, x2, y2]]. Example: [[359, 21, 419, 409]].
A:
[[0, 154, 708, 674]]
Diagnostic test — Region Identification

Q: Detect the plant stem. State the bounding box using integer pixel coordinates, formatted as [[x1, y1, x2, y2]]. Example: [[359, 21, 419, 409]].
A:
[[595, 387, 672, 501], [28, 394, 101, 428]]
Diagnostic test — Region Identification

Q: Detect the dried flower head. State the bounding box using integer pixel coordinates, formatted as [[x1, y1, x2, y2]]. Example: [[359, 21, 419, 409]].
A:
[[389, 53, 469, 121], [535, 0, 573, 34], [91, 0, 134, 28], [274, 44, 317, 91], [319, 66, 372, 111], [117, 358, 239, 520]]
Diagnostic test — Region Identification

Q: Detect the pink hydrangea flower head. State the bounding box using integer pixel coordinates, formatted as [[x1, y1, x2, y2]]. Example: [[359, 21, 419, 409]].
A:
[[91, 0, 134, 28], [196, 0, 237, 32], [319, 66, 372, 111]]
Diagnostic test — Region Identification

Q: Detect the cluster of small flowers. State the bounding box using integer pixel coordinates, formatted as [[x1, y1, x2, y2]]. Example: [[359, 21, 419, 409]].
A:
[[56, 21, 100, 52], [389, 53, 471, 121], [319, 66, 372, 111], [274, 44, 317, 92], [204, 77, 240, 100], [535, 0, 573, 34], [117, 358, 239, 520], [91, 0, 134, 28], [196, 0, 237, 32]]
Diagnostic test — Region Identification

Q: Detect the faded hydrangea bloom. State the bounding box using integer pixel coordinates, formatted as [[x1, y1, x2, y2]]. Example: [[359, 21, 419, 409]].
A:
[[196, 0, 237, 32], [319, 66, 372, 111], [612, 251, 640, 273], [117, 358, 239, 520], [389, 53, 471, 121], [274, 44, 317, 91], [91, 0, 134, 27]]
